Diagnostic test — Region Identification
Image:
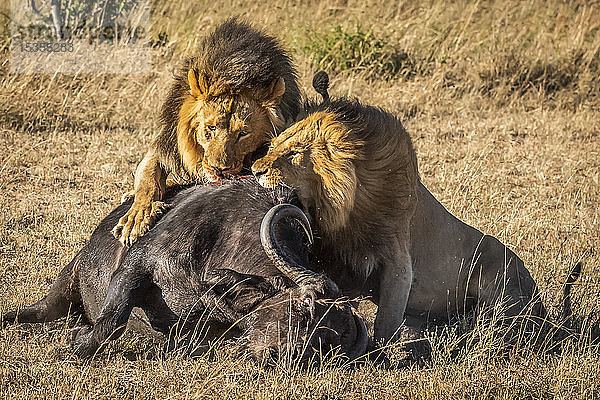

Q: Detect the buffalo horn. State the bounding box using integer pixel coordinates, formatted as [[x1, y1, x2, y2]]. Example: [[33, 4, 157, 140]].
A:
[[260, 204, 326, 288]]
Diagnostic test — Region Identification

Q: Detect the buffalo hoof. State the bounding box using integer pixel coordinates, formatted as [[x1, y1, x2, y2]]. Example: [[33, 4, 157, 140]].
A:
[[71, 325, 100, 358]]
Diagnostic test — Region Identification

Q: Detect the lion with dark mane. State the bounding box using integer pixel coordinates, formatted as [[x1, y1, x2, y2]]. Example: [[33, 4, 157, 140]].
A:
[[113, 18, 301, 245]]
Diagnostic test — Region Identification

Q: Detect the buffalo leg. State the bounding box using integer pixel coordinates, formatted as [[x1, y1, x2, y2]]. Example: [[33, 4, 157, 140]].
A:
[[2, 258, 82, 326], [71, 264, 151, 358]]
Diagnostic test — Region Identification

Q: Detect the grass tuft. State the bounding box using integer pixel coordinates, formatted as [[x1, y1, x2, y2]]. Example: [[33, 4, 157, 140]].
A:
[[297, 24, 420, 80]]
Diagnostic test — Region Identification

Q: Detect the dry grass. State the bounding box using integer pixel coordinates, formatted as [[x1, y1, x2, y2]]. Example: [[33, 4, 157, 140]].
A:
[[1, 0, 600, 398]]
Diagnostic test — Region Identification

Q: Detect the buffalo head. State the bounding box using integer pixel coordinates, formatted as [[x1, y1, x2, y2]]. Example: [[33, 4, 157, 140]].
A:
[[243, 204, 368, 365]]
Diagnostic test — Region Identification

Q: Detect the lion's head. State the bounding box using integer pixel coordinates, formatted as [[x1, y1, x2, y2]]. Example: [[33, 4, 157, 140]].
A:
[[252, 97, 418, 252], [177, 69, 286, 182], [252, 111, 363, 230]]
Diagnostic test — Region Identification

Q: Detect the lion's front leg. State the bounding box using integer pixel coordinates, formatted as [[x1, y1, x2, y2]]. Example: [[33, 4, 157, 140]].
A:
[[373, 238, 413, 342], [113, 149, 167, 246]]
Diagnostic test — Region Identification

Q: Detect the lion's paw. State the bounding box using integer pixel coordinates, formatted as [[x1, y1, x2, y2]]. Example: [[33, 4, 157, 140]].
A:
[[112, 200, 167, 246]]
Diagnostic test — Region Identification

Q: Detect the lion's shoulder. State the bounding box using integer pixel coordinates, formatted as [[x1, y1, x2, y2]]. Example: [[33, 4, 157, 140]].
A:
[[300, 98, 418, 275]]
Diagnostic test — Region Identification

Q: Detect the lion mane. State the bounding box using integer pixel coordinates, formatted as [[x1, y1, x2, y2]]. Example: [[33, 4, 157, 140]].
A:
[[112, 19, 302, 246], [156, 18, 301, 180], [253, 98, 419, 277]]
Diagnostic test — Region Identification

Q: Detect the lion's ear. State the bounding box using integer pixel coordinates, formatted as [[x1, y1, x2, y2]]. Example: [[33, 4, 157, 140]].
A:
[[261, 77, 286, 106], [188, 69, 209, 99]]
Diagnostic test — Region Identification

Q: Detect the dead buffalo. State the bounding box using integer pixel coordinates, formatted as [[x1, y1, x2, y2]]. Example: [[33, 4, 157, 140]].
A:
[[2, 180, 368, 364]]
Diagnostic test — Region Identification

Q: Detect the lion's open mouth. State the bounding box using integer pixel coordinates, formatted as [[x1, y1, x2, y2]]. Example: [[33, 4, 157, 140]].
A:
[[203, 164, 243, 182]]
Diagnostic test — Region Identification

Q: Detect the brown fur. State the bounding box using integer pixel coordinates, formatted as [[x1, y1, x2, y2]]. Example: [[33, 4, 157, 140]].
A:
[[252, 98, 420, 340], [113, 19, 301, 245], [252, 99, 419, 277]]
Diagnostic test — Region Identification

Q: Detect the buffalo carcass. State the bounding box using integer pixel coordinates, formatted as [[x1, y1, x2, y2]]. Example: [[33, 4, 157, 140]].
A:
[[2, 181, 368, 363]]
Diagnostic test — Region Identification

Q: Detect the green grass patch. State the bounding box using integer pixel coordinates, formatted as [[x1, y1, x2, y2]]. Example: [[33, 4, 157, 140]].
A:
[[297, 24, 423, 80]]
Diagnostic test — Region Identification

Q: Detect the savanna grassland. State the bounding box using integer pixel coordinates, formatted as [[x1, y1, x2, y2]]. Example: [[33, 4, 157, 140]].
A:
[[1, 0, 599, 398]]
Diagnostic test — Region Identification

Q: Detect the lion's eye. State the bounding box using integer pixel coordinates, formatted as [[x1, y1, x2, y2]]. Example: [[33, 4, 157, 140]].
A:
[[285, 150, 298, 158], [238, 130, 248, 140], [204, 125, 217, 140]]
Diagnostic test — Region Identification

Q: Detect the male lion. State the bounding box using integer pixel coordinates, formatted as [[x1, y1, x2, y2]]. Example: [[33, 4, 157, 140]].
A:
[[252, 98, 420, 341], [252, 86, 581, 344], [113, 19, 301, 245]]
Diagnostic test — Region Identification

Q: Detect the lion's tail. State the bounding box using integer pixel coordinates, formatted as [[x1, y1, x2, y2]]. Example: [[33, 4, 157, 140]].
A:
[[561, 261, 582, 329], [312, 71, 330, 104]]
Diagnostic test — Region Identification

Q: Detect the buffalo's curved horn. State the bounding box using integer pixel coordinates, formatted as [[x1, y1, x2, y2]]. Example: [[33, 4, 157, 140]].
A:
[[260, 204, 327, 288]]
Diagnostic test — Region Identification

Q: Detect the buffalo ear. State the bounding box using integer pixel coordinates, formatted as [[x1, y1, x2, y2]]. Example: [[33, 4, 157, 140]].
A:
[[188, 69, 209, 99], [261, 77, 285, 107], [207, 269, 275, 312]]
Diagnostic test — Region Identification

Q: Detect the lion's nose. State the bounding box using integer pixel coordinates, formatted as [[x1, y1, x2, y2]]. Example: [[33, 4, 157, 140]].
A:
[[214, 166, 233, 177]]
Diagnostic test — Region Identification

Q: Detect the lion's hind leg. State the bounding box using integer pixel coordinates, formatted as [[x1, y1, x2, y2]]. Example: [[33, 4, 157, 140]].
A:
[[468, 235, 549, 345]]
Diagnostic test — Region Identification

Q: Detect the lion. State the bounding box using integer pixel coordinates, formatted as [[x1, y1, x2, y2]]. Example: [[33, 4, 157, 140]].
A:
[[112, 18, 301, 245], [252, 98, 420, 341], [404, 181, 581, 336], [252, 88, 581, 343]]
